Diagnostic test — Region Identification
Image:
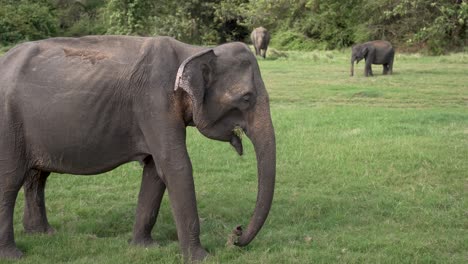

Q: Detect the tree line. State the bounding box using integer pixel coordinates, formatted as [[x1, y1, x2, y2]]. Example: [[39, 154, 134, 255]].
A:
[[1, 0, 466, 54]]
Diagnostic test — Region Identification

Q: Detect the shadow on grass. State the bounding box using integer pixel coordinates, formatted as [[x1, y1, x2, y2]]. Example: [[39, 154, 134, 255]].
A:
[[352, 91, 384, 98]]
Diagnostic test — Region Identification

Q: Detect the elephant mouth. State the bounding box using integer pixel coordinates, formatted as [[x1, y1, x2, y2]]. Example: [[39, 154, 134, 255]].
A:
[[230, 126, 244, 156]]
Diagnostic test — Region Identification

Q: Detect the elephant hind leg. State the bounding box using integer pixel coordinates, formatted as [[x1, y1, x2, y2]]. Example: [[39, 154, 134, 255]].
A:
[[23, 170, 54, 234], [383, 64, 389, 75], [131, 157, 166, 246], [0, 164, 27, 259], [261, 47, 267, 59]]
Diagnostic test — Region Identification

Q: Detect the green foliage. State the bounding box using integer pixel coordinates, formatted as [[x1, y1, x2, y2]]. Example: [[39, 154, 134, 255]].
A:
[[152, 0, 249, 44], [424, 1, 468, 54], [270, 31, 323, 51], [0, 0, 466, 53], [371, 0, 468, 54], [0, 0, 58, 44], [244, 0, 362, 49], [54, 0, 107, 37], [65, 13, 107, 36], [105, 0, 155, 35], [244, 0, 467, 53], [213, 0, 250, 42], [152, 0, 219, 44]]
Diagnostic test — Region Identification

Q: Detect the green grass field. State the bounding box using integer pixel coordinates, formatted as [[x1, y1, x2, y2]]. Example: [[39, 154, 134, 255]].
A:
[[3, 49, 468, 263]]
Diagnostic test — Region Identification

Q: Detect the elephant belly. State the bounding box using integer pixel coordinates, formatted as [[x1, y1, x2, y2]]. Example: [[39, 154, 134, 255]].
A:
[[374, 51, 393, 64], [34, 147, 147, 175], [20, 94, 149, 174], [28, 130, 148, 175]]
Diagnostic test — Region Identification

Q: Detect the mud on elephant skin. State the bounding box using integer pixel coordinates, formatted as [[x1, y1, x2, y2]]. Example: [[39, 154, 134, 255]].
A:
[[0, 36, 276, 261], [251, 27, 271, 59], [350, 40, 395, 77]]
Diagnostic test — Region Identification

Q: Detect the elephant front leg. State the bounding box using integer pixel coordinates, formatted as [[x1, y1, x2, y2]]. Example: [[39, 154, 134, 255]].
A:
[[140, 120, 208, 261], [365, 63, 373, 77], [23, 170, 55, 234], [131, 158, 166, 246], [0, 166, 26, 259], [159, 152, 208, 262]]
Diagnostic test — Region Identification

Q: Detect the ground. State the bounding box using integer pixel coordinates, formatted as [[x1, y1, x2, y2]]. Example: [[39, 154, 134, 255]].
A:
[[3, 49, 467, 263]]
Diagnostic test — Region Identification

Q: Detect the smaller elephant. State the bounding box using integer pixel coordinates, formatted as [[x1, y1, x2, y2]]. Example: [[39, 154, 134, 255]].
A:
[[351, 40, 394, 77], [251, 27, 270, 58]]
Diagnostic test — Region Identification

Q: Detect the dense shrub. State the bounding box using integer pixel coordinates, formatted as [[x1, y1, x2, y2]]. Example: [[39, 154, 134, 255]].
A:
[[368, 0, 468, 54], [64, 14, 106, 37], [55, 0, 107, 37], [271, 31, 324, 51], [0, 0, 466, 54], [106, 0, 155, 35], [0, 0, 58, 45], [152, 0, 249, 44], [245, 0, 467, 54]]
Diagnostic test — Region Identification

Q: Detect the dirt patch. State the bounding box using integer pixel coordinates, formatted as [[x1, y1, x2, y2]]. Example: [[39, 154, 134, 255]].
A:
[[63, 48, 109, 64]]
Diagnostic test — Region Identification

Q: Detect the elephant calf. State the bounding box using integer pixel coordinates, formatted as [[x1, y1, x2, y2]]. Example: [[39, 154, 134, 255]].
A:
[[0, 36, 276, 262], [251, 27, 270, 58], [351, 40, 395, 77]]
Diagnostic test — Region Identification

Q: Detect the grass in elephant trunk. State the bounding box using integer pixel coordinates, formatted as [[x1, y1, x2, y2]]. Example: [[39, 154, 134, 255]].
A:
[[8, 50, 468, 263]]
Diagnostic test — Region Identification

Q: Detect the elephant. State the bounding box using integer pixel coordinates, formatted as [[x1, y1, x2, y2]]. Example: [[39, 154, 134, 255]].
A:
[[350, 40, 395, 77], [0, 36, 276, 262], [251, 27, 270, 58]]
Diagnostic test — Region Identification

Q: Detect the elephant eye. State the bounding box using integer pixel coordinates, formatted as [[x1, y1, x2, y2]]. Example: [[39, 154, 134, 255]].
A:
[[237, 92, 254, 110], [242, 93, 251, 103]]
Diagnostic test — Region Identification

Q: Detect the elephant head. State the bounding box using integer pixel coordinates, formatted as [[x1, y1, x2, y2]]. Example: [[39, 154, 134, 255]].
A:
[[350, 45, 368, 76], [175, 42, 276, 246]]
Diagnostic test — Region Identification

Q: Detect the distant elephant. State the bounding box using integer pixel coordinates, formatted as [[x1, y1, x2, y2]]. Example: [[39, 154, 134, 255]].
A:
[[251, 27, 270, 58], [0, 36, 276, 262], [350, 40, 395, 77]]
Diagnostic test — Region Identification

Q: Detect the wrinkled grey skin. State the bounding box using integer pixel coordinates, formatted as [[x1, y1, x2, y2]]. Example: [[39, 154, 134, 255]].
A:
[[350, 40, 395, 77], [250, 27, 270, 59], [0, 36, 276, 261]]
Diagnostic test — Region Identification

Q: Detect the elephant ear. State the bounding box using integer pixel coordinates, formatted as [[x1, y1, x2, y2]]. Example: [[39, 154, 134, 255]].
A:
[[174, 49, 217, 123], [362, 46, 369, 57]]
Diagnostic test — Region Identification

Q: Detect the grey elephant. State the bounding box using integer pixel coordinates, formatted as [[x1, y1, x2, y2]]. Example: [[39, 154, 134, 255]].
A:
[[350, 40, 395, 77], [251, 27, 270, 58], [0, 36, 276, 262]]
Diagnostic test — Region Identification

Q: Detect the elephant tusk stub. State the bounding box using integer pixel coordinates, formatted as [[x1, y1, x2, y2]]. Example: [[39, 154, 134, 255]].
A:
[[230, 126, 244, 155]]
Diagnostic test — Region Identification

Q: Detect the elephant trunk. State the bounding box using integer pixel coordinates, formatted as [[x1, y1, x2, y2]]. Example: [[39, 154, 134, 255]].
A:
[[235, 99, 276, 247], [351, 57, 355, 76]]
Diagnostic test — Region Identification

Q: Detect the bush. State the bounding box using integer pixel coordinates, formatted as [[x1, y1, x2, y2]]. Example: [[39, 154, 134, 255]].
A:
[[352, 24, 372, 44], [271, 30, 324, 51], [64, 14, 107, 37], [0, 1, 58, 45], [106, 0, 155, 35]]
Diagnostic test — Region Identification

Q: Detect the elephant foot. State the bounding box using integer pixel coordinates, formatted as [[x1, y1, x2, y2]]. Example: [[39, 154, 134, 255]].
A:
[[130, 236, 159, 247], [0, 245, 24, 259], [187, 247, 209, 263]]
